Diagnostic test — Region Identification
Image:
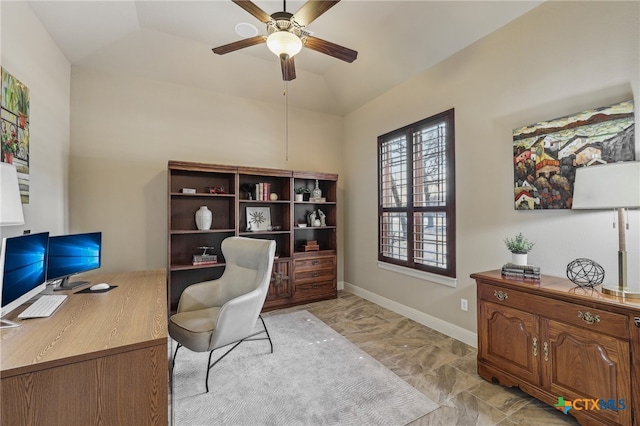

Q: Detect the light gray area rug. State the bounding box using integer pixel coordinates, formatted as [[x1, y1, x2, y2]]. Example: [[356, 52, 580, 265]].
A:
[[172, 310, 439, 425]]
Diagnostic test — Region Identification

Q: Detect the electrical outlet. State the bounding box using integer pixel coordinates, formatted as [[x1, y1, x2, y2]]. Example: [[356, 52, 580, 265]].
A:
[[460, 298, 468, 312]]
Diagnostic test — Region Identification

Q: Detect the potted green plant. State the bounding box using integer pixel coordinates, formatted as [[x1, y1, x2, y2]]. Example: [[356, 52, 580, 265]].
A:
[[504, 233, 534, 266], [294, 187, 310, 202]]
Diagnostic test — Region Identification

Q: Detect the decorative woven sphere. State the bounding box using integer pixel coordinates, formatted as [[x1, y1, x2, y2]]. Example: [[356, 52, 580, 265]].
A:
[[566, 258, 605, 288]]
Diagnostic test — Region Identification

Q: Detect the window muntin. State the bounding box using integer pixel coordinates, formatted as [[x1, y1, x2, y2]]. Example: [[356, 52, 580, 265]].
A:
[[378, 109, 455, 278]]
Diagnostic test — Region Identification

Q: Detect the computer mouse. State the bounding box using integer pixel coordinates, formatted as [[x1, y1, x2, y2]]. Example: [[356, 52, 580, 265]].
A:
[[89, 283, 110, 291]]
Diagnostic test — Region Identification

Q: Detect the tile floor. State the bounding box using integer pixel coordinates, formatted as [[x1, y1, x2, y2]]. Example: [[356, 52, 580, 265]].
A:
[[263, 290, 580, 426]]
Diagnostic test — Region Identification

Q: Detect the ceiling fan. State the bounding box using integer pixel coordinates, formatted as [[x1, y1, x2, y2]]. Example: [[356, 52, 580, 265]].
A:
[[212, 0, 358, 81]]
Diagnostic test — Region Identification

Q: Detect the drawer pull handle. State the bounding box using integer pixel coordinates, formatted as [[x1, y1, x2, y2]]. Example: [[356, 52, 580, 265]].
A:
[[578, 311, 600, 325], [494, 290, 508, 301], [312, 272, 319, 277], [543, 341, 549, 362], [533, 337, 538, 357], [312, 260, 319, 265]]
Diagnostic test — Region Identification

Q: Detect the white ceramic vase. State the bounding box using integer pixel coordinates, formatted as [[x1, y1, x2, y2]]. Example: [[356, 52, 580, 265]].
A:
[[511, 253, 528, 266], [195, 206, 212, 230]]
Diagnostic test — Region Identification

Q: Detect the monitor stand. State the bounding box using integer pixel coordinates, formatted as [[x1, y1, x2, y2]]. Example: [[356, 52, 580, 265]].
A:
[[53, 276, 90, 291], [0, 318, 21, 328]]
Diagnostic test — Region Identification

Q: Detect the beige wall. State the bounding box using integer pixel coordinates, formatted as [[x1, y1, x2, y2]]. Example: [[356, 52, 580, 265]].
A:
[[342, 1, 640, 338], [0, 2, 70, 241], [69, 67, 344, 275]]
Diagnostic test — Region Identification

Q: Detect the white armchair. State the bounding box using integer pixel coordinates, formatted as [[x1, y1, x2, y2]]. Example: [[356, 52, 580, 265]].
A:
[[169, 236, 276, 392]]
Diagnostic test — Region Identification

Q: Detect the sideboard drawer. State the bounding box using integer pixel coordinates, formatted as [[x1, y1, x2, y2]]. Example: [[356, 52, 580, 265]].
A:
[[477, 281, 628, 339]]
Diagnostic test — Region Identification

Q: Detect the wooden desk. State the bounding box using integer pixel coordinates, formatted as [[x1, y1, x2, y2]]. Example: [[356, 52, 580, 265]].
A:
[[1, 270, 168, 426]]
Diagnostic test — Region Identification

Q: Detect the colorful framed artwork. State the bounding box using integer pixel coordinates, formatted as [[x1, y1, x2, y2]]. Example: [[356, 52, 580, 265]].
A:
[[512, 100, 635, 210], [1, 67, 30, 203], [246, 207, 271, 232]]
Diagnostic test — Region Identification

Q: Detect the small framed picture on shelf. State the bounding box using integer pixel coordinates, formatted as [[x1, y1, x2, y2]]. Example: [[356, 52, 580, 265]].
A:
[[246, 207, 271, 232]]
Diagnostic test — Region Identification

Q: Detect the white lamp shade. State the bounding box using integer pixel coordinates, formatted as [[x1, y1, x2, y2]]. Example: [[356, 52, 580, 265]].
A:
[[572, 161, 640, 209], [266, 31, 302, 58], [0, 162, 25, 226]]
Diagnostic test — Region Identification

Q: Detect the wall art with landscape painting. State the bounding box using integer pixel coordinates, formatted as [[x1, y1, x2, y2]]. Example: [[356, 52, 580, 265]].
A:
[[512, 100, 634, 210], [1, 67, 30, 203]]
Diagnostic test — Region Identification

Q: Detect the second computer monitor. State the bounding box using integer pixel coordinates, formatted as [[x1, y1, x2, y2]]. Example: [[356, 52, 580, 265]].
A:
[[0, 232, 50, 324], [47, 232, 102, 290]]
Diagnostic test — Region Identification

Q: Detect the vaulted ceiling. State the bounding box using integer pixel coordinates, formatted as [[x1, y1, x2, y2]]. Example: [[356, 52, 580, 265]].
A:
[[26, 1, 543, 115]]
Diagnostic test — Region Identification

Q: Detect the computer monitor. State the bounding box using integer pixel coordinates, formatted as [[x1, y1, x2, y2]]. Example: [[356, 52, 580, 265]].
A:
[[48, 232, 102, 290], [0, 232, 50, 327]]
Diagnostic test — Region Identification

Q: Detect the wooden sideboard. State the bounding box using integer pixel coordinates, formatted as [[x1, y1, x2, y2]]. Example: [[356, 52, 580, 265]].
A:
[[472, 270, 640, 426], [0, 270, 168, 426]]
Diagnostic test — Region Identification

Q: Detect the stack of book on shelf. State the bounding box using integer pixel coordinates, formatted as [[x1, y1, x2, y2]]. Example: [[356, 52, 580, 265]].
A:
[[254, 183, 271, 201], [192, 253, 217, 266], [501, 263, 541, 280]]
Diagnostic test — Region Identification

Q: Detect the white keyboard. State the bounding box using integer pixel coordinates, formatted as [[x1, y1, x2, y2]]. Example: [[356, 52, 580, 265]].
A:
[[18, 294, 68, 319]]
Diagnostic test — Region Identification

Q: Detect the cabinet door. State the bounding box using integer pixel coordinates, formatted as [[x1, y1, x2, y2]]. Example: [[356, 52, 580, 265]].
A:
[[542, 319, 631, 425], [264, 260, 292, 310], [479, 301, 541, 385]]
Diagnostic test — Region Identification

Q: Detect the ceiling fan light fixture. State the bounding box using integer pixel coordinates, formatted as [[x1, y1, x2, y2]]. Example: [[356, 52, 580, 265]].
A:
[[267, 31, 302, 58]]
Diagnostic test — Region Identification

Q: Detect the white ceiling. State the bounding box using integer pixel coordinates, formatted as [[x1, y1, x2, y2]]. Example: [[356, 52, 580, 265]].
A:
[[26, 0, 543, 115]]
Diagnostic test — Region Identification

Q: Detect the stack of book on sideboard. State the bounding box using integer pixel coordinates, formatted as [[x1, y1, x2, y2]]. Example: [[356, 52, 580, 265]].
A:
[[501, 263, 541, 280]]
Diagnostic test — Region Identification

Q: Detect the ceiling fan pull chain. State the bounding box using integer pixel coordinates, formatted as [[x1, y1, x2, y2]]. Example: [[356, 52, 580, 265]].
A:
[[285, 81, 289, 161]]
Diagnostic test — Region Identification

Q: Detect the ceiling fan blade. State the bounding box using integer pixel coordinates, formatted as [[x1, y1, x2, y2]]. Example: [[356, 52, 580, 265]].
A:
[[293, 0, 340, 27], [212, 35, 266, 55], [231, 0, 272, 23], [304, 36, 357, 63], [280, 56, 296, 81]]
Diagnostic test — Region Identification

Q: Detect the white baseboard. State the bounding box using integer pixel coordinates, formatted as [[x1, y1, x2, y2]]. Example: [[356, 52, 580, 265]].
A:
[[342, 281, 477, 348]]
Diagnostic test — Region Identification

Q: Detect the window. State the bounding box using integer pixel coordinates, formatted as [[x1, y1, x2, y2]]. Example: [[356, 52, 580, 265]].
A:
[[378, 109, 456, 278]]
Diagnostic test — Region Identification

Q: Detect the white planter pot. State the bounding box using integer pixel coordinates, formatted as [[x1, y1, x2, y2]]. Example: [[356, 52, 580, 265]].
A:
[[511, 253, 528, 266], [295, 194, 303, 202], [195, 206, 212, 230]]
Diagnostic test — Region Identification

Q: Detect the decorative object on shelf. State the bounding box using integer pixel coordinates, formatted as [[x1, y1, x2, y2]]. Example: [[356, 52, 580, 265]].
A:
[[270, 192, 278, 201], [297, 223, 307, 228], [512, 100, 634, 210], [193, 246, 217, 265], [310, 179, 322, 202], [504, 233, 534, 266], [247, 206, 271, 231], [241, 183, 255, 200], [308, 210, 317, 227], [303, 240, 319, 251], [181, 188, 196, 194], [573, 160, 640, 297], [195, 206, 212, 230], [501, 262, 540, 280], [566, 258, 604, 288], [295, 186, 310, 202], [318, 209, 326, 226], [208, 186, 226, 194]]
